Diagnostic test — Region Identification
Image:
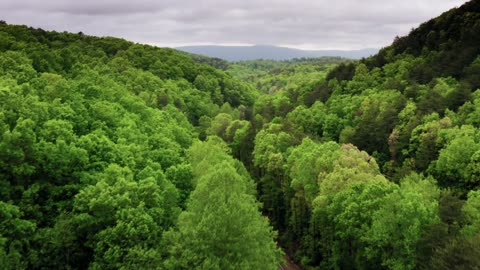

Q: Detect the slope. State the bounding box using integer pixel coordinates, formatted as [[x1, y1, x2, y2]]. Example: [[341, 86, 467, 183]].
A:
[[0, 22, 283, 269], [226, 1, 480, 269]]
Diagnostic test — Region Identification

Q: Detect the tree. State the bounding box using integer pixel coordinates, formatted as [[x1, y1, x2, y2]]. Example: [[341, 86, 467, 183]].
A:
[[407, 114, 452, 171], [71, 164, 179, 269], [253, 123, 297, 229], [323, 173, 439, 270], [326, 179, 395, 269], [462, 190, 480, 237], [165, 161, 283, 270], [206, 113, 232, 139], [343, 90, 406, 160], [432, 125, 480, 189], [364, 174, 439, 270], [288, 139, 340, 206], [0, 201, 35, 270]]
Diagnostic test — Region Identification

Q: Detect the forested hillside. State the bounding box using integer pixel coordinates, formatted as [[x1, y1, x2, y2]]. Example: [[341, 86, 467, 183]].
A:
[[1, 0, 480, 269], [227, 58, 348, 88], [0, 22, 282, 269], [241, 1, 480, 269]]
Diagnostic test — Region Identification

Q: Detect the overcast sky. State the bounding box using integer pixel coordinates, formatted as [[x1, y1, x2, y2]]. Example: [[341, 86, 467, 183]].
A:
[[0, 0, 469, 50]]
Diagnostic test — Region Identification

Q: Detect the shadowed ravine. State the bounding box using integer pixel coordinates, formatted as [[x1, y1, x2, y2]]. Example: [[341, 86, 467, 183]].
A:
[[279, 252, 302, 270]]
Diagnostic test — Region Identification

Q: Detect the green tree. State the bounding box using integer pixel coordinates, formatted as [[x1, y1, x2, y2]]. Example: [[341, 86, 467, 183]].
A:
[[165, 161, 283, 270], [71, 164, 179, 269], [0, 201, 35, 270], [431, 125, 480, 189], [462, 190, 480, 237]]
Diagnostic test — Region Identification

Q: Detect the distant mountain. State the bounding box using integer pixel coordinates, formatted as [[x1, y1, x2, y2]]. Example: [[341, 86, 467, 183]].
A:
[[176, 45, 378, 61]]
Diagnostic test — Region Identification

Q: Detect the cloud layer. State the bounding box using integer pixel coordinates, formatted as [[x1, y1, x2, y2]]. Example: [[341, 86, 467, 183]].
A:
[[0, 0, 469, 49]]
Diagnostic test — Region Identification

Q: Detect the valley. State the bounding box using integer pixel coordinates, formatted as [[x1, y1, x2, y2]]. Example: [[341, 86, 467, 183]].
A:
[[1, 1, 480, 269]]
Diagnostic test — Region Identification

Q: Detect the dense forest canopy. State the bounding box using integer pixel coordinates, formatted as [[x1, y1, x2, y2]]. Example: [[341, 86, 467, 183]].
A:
[[1, 1, 480, 269]]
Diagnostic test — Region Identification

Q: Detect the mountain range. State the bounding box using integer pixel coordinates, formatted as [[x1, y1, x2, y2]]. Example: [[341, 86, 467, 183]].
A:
[[176, 45, 378, 61]]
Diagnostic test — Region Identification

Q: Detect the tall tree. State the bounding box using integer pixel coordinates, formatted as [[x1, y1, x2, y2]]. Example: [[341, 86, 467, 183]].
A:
[[165, 161, 283, 270]]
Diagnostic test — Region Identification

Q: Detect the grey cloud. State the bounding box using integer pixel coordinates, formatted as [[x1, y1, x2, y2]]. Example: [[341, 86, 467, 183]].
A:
[[0, 0, 176, 15], [0, 0, 469, 49]]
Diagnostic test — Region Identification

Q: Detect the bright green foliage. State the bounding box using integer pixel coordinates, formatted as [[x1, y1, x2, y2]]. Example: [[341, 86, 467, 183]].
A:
[[323, 94, 363, 140], [207, 113, 233, 138], [286, 101, 326, 137], [387, 101, 420, 165], [288, 139, 340, 205], [225, 119, 254, 163], [2, 2, 480, 269], [0, 22, 267, 269], [279, 137, 441, 269], [0, 201, 35, 270], [71, 164, 179, 269], [229, 58, 346, 121], [165, 163, 282, 269], [165, 164, 194, 209], [284, 139, 339, 249], [462, 190, 480, 236], [326, 179, 396, 269], [188, 137, 248, 183], [365, 174, 439, 270], [459, 90, 480, 127], [165, 140, 283, 269], [253, 123, 297, 173], [286, 140, 387, 267], [344, 63, 381, 94], [252, 123, 298, 228], [244, 2, 480, 269], [406, 114, 453, 171], [432, 125, 480, 188], [322, 173, 439, 270], [314, 144, 383, 202], [227, 58, 346, 93], [342, 90, 406, 160]]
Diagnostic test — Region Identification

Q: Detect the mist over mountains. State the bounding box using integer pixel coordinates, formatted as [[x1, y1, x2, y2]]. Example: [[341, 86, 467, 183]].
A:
[[176, 45, 378, 61]]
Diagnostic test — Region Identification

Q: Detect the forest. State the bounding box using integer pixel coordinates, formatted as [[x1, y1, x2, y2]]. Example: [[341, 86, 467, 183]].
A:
[[1, 1, 480, 269]]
